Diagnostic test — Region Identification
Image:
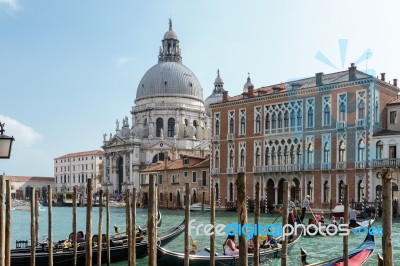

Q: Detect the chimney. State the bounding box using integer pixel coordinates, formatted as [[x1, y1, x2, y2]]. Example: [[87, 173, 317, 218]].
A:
[[248, 85, 254, 97], [394, 79, 398, 87], [316, 72, 323, 86], [164, 151, 168, 169], [380, 73, 386, 81], [348, 63, 357, 81], [222, 91, 228, 102]]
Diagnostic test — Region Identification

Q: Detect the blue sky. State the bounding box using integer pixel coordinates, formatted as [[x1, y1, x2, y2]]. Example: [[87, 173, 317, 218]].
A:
[[1, 0, 400, 177]]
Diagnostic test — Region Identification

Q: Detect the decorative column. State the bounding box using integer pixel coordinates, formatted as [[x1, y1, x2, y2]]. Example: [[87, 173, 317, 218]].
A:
[[123, 153, 126, 184], [274, 186, 278, 205]]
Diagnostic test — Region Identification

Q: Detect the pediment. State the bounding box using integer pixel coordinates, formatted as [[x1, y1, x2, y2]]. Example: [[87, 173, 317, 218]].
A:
[[105, 135, 126, 147], [148, 140, 173, 150]]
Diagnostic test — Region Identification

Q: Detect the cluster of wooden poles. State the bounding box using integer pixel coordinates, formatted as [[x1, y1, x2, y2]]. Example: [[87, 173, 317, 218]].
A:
[[0, 168, 395, 266]]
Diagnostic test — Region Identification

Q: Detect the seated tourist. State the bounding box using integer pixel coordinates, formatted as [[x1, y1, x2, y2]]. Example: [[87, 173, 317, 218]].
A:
[[261, 234, 278, 249], [224, 235, 239, 255], [330, 216, 338, 226]]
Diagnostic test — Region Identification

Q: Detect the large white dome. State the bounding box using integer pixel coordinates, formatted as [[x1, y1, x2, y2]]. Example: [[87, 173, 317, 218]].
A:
[[135, 62, 203, 102]]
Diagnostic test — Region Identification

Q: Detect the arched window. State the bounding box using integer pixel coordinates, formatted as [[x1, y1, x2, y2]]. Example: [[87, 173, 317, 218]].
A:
[[324, 142, 330, 163], [307, 181, 313, 200], [358, 101, 365, 119], [255, 114, 261, 133], [339, 141, 346, 162], [278, 113, 283, 128], [229, 150, 234, 168], [297, 110, 302, 127], [229, 182, 234, 202], [255, 147, 261, 166], [265, 147, 270, 166], [240, 149, 245, 167], [265, 114, 270, 130], [277, 146, 282, 165], [156, 118, 163, 137], [290, 110, 296, 127], [240, 116, 246, 134], [324, 105, 331, 125], [290, 146, 295, 164], [307, 107, 314, 127], [167, 118, 175, 137], [271, 113, 276, 129], [357, 180, 364, 203], [323, 181, 329, 203], [338, 180, 345, 203], [358, 140, 365, 161], [376, 141, 383, 160], [229, 118, 234, 134], [215, 151, 220, 168], [271, 147, 276, 165], [339, 102, 346, 121], [215, 120, 220, 135], [284, 111, 289, 128], [307, 143, 314, 164]]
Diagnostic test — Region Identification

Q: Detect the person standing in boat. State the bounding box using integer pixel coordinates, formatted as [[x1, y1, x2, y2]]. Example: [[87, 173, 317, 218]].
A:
[[288, 198, 296, 226], [300, 195, 311, 223], [349, 209, 357, 228], [224, 235, 239, 255]]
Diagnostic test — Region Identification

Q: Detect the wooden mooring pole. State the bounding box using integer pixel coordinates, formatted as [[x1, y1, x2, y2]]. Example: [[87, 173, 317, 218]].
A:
[[254, 182, 260, 266], [343, 185, 349, 266], [5, 180, 11, 266], [382, 169, 393, 266], [237, 172, 248, 266], [0, 175, 4, 266], [281, 181, 288, 266], [125, 188, 131, 266], [47, 185, 53, 266], [210, 186, 215, 266], [30, 187, 36, 266], [73, 186, 78, 266], [131, 188, 136, 266], [147, 174, 157, 266], [184, 183, 190, 266], [106, 187, 111, 266], [85, 178, 93, 266], [97, 189, 103, 266]]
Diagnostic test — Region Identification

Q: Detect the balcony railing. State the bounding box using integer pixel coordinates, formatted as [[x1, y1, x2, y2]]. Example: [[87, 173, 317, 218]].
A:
[[212, 135, 220, 142], [304, 163, 314, 170], [372, 158, 400, 168], [253, 166, 262, 173], [355, 161, 366, 169], [211, 168, 220, 175], [356, 119, 365, 128], [336, 162, 346, 170], [237, 167, 245, 173], [287, 164, 303, 172], [227, 133, 234, 141], [336, 121, 346, 130], [321, 163, 331, 170], [226, 167, 234, 174]]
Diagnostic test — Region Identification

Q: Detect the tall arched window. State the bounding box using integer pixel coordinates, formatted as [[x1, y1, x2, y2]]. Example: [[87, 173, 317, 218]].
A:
[[240, 116, 246, 135], [358, 140, 365, 161], [271, 113, 276, 129], [358, 101, 365, 119], [323, 181, 329, 203], [229, 150, 234, 168], [307, 143, 314, 164], [297, 110, 302, 127], [156, 118, 163, 137], [215, 120, 220, 135], [290, 146, 295, 164], [339, 102, 346, 121], [278, 113, 283, 128], [265, 147, 270, 166], [290, 110, 296, 127], [307, 181, 313, 200], [167, 118, 175, 137], [339, 141, 346, 162], [255, 148, 261, 166], [215, 151, 220, 168], [357, 180, 364, 202], [323, 142, 330, 163], [324, 105, 331, 125], [240, 149, 245, 167], [277, 146, 282, 165], [284, 111, 289, 128], [255, 114, 261, 133], [376, 141, 383, 160], [265, 114, 270, 130], [307, 107, 314, 127], [338, 180, 345, 203], [271, 147, 276, 165], [229, 118, 234, 134]]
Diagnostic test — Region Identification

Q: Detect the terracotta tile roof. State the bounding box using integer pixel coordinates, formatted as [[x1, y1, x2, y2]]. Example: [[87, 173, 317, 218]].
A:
[[373, 130, 400, 137], [5, 175, 55, 182], [141, 156, 209, 172], [55, 150, 103, 160]]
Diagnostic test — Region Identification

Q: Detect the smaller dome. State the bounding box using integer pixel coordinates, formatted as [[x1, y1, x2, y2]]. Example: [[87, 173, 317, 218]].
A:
[[243, 74, 253, 93]]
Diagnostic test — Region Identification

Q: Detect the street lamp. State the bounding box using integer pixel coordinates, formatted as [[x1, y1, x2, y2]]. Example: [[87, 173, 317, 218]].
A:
[[0, 122, 15, 158]]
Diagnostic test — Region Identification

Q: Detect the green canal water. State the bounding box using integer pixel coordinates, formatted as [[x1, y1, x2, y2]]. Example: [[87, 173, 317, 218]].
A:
[[11, 207, 400, 265]]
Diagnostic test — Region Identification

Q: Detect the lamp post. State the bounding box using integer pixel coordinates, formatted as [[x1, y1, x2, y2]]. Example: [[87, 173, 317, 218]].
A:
[[0, 122, 15, 159]]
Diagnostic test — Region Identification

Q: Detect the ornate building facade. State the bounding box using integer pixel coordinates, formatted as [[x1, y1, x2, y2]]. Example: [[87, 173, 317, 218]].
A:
[[102, 21, 216, 199], [210, 66, 400, 210]]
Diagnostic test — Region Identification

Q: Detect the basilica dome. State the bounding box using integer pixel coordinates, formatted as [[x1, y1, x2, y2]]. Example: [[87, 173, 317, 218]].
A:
[[136, 61, 203, 101]]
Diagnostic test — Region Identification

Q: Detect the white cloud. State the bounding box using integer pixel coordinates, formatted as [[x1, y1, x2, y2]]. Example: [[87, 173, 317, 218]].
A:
[[0, 0, 21, 12], [117, 56, 132, 66], [0, 115, 42, 147]]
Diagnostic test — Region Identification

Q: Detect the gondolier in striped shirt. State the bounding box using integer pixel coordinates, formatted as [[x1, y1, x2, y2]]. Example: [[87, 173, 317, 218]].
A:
[[300, 195, 311, 223]]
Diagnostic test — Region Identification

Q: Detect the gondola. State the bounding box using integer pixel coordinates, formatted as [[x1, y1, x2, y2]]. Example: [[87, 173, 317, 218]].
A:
[[300, 222, 375, 266], [157, 227, 303, 266], [11, 219, 184, 266]]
